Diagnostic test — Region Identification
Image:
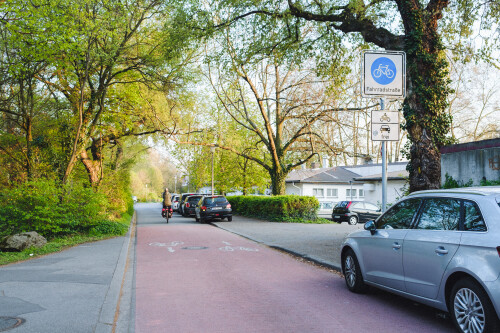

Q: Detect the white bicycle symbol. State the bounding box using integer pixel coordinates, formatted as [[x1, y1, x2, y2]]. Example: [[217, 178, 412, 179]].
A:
[[373, 64, 394, 79]]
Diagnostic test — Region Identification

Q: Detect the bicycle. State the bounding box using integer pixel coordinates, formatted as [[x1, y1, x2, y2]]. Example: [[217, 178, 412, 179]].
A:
[[162, 207, 173, 223]]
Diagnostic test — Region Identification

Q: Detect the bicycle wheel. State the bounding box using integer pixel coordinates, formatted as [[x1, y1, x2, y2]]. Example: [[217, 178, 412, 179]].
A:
[[165, 213, 169, 223]]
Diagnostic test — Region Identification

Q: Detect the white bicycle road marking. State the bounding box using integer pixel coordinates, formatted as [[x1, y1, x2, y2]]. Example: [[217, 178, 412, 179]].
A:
[[219, 245, 259, 252], [149, 241, 184, 247], [148, 241, 258, 253]]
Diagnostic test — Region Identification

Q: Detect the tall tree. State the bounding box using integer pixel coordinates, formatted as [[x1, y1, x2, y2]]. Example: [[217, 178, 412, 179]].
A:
[[178, 0, 499, 192], [2, 0, 193, 187]]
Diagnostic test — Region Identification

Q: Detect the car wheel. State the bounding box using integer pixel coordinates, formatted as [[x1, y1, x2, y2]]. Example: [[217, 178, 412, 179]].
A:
[[449, 277, 499, 333], [342, 249, 368, 293], [227, 216, 232, 222], [348, 216, 358, 225]]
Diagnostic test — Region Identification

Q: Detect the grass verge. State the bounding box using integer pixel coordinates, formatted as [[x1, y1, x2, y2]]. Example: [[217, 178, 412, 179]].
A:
[[0, 213, 132, 266]]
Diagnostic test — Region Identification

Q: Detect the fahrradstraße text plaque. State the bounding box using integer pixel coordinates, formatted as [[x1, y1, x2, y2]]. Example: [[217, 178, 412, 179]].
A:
[[361, 50, 406, 99]]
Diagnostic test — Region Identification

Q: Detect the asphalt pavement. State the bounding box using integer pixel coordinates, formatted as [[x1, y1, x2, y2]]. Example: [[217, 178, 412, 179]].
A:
[[212, 215, 363, 270], [0, 215, 136, 333], [0, 205, 361, 332]]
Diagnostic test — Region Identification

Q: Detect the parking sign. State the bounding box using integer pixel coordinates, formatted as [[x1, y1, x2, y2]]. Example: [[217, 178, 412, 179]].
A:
[[362, 50, 406, 99]]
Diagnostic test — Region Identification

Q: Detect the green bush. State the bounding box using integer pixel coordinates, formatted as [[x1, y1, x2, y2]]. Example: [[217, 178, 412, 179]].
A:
[[227, 195, 320, 222], [0, 179, 109, 238], [88, 220, 128, 236]]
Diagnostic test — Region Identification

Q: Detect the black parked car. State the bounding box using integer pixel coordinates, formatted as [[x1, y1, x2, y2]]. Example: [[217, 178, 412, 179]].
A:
[[195, 196, 232, 223], [332, 201, 381, 225], [183, 195, 204, 217], [179, 193, 197, 216]]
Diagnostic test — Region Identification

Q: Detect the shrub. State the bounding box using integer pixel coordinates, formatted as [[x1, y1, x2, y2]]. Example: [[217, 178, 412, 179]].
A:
[[227, 195, 320, 222], [0, 179, 109, 238]]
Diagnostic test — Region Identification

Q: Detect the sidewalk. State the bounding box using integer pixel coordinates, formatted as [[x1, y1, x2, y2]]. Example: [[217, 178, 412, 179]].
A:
[[0, 215, 136, 333], [212, 216, 363, 271]]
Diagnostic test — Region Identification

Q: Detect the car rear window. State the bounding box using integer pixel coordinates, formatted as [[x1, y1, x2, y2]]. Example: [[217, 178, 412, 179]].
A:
[[188, 196, 202, 203], [205, 197, 228, 205]]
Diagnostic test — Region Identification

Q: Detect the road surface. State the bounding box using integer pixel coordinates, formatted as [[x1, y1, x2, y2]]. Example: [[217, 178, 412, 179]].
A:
[[134, 203, 455, 333]]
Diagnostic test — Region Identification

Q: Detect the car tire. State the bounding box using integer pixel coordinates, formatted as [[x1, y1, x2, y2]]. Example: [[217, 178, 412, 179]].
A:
[[342, 249, 368, 293], [227, 216, 232, 222], [348, 216, 358, 225], [449, 277, 500, 333]]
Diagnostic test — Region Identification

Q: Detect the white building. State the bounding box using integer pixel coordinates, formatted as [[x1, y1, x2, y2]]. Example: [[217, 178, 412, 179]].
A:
[[285, 162, 408, 210]]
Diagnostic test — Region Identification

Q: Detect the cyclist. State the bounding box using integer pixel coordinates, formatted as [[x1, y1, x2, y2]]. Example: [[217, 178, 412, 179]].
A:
[[162, 188, 172, 218]]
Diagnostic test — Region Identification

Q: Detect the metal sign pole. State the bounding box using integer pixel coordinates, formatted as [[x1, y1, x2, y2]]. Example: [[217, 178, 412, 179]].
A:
[[380, 98, 387, 212]]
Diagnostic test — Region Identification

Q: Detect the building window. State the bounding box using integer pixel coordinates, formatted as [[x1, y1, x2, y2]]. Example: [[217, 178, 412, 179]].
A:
[[313, 188, 324, 198], [359, 189, 364, 198], [346, 189, 357, 198], [327, 188, 338, 198]]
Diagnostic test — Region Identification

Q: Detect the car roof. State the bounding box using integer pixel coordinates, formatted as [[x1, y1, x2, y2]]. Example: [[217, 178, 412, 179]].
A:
[[408, 186, 500, 198]]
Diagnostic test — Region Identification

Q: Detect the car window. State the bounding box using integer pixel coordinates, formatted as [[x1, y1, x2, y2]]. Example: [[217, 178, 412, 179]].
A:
[[351, 202, 364, 209], [377, 198, 421, 229], [204, 197, 227, 205], [463, 201, 487, 232], [365, 203, 379, 211], [188, 196, 202, 203], [335, 201, 349, 208], [416, 198, 460, 230]]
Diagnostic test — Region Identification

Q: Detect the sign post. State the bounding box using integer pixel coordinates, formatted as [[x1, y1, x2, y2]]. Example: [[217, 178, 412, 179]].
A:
[[361, 50, 406, 212]]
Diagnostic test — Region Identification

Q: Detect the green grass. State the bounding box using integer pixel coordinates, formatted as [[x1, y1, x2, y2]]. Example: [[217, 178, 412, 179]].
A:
[[0, 214, 132, 266], [282, 217, 335, 224]]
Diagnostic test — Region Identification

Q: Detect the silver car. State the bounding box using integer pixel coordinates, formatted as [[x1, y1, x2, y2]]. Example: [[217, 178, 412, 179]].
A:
[[341, 187, 500, 333]]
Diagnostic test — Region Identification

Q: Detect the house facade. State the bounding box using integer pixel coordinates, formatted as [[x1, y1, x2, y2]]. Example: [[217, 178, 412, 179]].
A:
[[285, 162, 408, 210]]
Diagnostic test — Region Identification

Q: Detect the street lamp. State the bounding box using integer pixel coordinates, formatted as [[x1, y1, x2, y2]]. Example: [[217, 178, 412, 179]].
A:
[[210, 145, 217, 196]]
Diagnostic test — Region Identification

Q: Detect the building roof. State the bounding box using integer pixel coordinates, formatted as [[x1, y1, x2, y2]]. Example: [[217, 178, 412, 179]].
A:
[[440, 138, 500, 154], [286, 167, 362, 184], [354, 169, 409, 181]]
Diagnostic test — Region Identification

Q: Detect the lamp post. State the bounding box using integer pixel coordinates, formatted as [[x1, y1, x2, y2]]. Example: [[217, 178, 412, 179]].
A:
[[210, 145, 217, 196]]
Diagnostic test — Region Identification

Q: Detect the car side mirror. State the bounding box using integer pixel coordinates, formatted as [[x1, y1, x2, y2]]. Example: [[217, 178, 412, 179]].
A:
[[364, 220, 377, 235]]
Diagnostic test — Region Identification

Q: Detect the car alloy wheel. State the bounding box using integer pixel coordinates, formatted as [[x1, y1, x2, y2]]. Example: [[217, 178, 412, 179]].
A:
[[450, 278, 499, 333], [342, 249, 368, 293], [348, 216, 358, 225], [344, 255, 357, 289], [454, 287, 485, 333]]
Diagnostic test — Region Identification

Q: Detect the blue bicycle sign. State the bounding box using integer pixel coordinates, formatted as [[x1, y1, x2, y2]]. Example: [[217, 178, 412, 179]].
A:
[[371, 57, 397, 85]]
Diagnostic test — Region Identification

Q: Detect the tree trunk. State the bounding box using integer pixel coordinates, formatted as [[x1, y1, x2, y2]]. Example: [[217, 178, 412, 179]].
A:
[[270, 169, 287, 195], [401, 1, 452, 192]]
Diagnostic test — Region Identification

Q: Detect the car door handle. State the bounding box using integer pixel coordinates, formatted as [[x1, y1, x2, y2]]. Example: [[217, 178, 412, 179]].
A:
[[435, 247, 449, 255], [392, 242, 401, 250]]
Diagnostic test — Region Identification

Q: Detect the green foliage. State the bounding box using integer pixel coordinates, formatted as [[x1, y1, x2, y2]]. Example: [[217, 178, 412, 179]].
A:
[[0, 179, 109, 238], [228, 195, 320, 222], [88, 220, 128, 237], [442, 173, 473, 189], [480, 178, 500, 186]]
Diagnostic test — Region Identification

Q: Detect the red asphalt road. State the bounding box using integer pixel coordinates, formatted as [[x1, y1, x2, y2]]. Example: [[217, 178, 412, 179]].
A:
[[135, 223, 455, 333]]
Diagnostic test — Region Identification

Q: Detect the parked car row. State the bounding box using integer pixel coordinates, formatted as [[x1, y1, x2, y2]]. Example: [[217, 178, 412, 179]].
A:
[[174, 193, 233, 223]]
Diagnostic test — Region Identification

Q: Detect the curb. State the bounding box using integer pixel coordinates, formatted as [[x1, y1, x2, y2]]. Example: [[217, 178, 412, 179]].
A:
[[95, 211, 136, 333]]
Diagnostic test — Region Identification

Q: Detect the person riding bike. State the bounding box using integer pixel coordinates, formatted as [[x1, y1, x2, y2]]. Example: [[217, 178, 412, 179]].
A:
[[162, 188, 172, 218]]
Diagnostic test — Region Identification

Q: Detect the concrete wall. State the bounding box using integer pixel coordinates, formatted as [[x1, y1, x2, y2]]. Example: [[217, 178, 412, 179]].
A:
[[441, 139, 500, 186]]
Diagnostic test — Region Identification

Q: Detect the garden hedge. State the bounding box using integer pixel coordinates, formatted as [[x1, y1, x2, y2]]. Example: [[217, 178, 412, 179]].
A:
[[227, 195, 319, 222]]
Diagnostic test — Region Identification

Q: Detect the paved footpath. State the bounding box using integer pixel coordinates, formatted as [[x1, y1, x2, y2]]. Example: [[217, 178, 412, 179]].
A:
[[0, 218, 135, 333]]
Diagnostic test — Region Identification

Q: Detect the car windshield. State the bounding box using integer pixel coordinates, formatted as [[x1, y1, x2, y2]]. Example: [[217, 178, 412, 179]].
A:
[[204, 197, 227, 205]]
